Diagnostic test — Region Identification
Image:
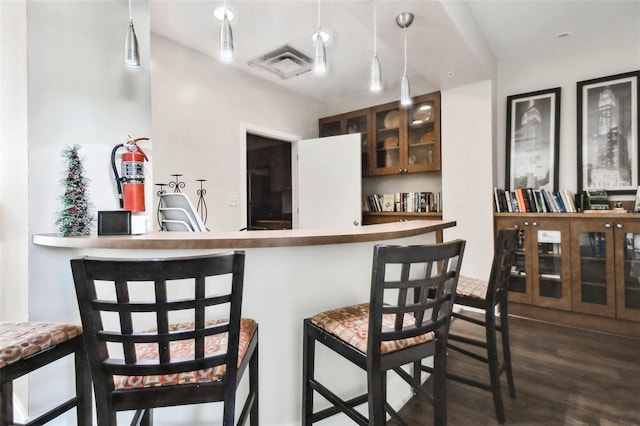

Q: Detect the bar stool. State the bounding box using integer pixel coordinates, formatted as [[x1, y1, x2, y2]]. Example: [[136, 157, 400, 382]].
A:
[[0, 322, 92, 426], [424, 228, 519, 424], [70, 252, 258, 426], [302, 240, 465, 426]]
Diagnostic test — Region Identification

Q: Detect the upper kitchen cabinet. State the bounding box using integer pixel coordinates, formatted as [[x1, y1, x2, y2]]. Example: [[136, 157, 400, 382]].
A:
[[319, 108, 372, 177], [370, 92, 441, 176], [319, 91, 441, 177]]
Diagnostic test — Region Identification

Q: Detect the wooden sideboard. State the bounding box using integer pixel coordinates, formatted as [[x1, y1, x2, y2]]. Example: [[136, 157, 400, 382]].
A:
[[495, 212, 640, 338]]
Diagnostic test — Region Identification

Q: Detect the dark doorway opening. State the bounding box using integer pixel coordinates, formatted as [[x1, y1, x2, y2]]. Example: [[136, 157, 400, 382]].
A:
[[246, 134, 292, 230]]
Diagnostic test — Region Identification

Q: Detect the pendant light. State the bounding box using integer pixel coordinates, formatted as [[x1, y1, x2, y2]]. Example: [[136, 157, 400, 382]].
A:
[[396, 12, 414, 106], [313, 0, 327, 74], [124, 0, 140, 67], [219, 0, 235, 62], [370, 0, 382, 92]]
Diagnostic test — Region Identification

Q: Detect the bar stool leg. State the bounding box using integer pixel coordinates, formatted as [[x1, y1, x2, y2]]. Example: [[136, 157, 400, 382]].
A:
[[249, 340, 259, 426], [302, 320, 315, 426], [486, 307, 505, 424], [500, 300, 516, 399], [1, 380, 13, 426]]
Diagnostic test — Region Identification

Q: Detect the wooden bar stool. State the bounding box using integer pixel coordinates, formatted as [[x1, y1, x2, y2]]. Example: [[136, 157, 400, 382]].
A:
[[71, 252, 258, 426], [424, 228, 519, 424], [0, 322, 92, 426], [302, 240, 466, 426]]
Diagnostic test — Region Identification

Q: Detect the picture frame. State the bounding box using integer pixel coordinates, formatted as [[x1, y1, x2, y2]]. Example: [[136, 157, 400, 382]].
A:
[[577, 70, 640, 195], [506, 87, 561, 191]]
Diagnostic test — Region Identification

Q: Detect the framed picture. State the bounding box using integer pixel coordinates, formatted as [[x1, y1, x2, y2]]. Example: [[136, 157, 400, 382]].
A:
[[506, 87, 561, 191], [577, 70, 639, 194]]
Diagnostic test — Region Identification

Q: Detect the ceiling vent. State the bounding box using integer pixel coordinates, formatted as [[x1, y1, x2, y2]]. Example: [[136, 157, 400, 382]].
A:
[[248, 45, 312, 80]]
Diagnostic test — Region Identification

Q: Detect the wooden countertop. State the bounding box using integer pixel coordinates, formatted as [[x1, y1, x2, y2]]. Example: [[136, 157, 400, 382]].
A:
[[32, 220, 455, 250]]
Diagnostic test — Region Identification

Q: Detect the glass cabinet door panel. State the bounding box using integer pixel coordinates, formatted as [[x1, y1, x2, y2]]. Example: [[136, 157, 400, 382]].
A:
[[321, 120, 341, 137], [495, 218, 533, 304], [531, 220, 571, 310], [346, 114, 370, 177], [571, 220, 616, 317], [510, 227, 528, 295], [616, 227, 640, 321], [373, 106, 401, 173], [406, 99, 439, 171]]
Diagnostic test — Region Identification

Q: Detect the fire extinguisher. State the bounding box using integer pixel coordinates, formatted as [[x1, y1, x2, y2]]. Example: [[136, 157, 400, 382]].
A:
[[111, 135, 150, 212]]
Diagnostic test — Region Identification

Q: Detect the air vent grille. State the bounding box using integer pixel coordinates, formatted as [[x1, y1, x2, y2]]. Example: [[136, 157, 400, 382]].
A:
[[248, 45, 312, 80]]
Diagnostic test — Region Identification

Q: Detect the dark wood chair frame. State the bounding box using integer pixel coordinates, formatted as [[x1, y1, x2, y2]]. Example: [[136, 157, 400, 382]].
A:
[[302, 240, 466, 426], [71, 252, 258, 426], [0, 333, 92, 426], [424, 228, 519, 424]]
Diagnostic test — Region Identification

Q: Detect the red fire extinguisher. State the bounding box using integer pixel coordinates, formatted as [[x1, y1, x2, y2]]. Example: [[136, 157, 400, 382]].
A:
[[111, 135, 150, 212]]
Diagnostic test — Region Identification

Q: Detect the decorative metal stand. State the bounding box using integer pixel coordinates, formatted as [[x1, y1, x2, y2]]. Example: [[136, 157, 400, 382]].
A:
[[169, 174, 185, 193], [196, 179, 208, 225], [155, 183, 167, 230]]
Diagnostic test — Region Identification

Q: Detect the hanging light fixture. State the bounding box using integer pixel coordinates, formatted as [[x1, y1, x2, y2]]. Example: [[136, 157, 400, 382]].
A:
[[219, 0, 235, 62], [370, 0, 382, 92], [124, 0, 140, 67], [313, 0, 327, 74], [396, 12, 414, 106]]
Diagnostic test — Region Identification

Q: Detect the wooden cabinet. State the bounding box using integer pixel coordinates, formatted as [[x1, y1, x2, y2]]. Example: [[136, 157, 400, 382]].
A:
[[319, 92, 440, 177], [495, 215, 571, 311], [370, 92, 441, 176], [319, 108, 372, 177], [495, 213, 640, 337], [570, 217, 640, 322]]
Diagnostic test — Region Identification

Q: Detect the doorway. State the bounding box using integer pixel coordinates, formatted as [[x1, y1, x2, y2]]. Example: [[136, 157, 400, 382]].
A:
[[246, 133, 292, 230]]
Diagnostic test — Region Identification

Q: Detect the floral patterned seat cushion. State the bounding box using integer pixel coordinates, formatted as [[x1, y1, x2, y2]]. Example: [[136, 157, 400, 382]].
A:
[[456, 275, 488, 300], [0, 322, 82, 368], [113, 318, 257, 390], [310, 303, 434, 355]]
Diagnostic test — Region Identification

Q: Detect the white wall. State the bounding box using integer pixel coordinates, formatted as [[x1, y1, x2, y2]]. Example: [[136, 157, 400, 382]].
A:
[[26, 0, 151, 420], [495, 28, 640, 196], [150, 34, 325, 231], [442, 81, 494, 279], [0, 0, 29, 323]]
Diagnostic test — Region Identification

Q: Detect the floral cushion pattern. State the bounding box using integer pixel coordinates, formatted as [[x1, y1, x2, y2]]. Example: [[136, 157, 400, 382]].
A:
[[310, 303, 434, 355], [113, 318, 257, 390], [0, 322, 82, 368], [456, 275, 488, 300]]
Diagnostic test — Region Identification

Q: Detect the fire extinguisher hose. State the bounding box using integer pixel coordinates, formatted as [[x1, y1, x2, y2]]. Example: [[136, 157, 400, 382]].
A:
[[111, 143, 124, 208]]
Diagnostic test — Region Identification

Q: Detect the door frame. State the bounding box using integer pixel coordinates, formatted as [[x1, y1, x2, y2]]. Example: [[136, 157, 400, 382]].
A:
[[239, 122, 301, 230]]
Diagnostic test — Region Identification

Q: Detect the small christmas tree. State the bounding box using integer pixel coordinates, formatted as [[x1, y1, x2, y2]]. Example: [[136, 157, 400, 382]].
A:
[[56, 144, 94, 236]]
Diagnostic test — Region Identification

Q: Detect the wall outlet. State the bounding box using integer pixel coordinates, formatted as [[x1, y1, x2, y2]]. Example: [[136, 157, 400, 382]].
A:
[[228, 194, 239, 207]]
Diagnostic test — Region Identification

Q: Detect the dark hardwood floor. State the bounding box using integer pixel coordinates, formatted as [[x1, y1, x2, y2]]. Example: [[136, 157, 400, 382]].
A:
[[396, 313, 640, 425]]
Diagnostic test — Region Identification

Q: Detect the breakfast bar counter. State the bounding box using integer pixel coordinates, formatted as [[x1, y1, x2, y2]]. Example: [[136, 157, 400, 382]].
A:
[[33, 219, 455, 426]]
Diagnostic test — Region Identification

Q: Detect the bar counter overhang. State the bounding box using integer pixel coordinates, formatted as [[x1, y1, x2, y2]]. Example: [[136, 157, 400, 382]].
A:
[[33, 219, 455, 425]]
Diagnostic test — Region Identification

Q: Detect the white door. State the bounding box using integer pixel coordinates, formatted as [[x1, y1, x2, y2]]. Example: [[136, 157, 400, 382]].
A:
[[294, 134, 361, 229]]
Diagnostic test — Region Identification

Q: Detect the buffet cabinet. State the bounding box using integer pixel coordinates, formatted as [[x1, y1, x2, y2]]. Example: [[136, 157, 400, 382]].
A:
[[495, 213, 640, 337]]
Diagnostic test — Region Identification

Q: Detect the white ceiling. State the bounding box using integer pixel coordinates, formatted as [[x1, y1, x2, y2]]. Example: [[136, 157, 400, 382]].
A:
[[150, 0, 640, 105]]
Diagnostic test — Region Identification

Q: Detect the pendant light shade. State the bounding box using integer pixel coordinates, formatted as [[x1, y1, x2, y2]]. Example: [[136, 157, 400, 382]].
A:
[[219, 11, 234, 62], [124, 0, 140, 67], [313, 0, 327, 74], [218, 0, 235, 63], [370, 0, 382, 92], [396, 12, 414, 106], [370, 54, 382, 92], [313, 28, 327, 74]]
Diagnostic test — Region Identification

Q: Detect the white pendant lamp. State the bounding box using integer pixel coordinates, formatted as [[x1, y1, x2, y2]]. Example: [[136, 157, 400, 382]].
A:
[[370, 0, 382, 92], [124, 0, 140, 67], [219, 0, 235, 62], [313, 0, 327, 74], [396, 12, 414, 106]]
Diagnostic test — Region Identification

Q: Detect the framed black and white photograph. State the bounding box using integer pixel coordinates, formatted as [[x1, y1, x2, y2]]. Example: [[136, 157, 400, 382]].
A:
[[577, 70, 639, 194], [506, 87, 561, 191]]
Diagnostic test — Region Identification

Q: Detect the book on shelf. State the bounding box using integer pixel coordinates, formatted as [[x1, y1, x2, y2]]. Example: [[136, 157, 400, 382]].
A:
[[493, 188, 579, 213], [365, 191, 441, 213]]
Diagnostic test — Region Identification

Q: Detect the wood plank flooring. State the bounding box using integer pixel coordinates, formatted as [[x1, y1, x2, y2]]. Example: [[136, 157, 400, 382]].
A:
[[395, 313, 640, 425]]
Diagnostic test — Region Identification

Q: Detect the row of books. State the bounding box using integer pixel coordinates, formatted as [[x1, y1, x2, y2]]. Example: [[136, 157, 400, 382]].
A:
[[494, 188, 578, 213], [364, 192, 441, 213]]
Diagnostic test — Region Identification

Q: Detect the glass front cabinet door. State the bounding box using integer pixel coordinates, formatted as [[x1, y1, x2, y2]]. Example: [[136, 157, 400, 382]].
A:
[[371, 102, 403, 175], [614, 220, 640, 321], [319, 108, 371, 177], [405, 92, 441, 173], [571, 219, 616, 318], [495, 217, 534, 304], [531, 219, 572, 311]]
